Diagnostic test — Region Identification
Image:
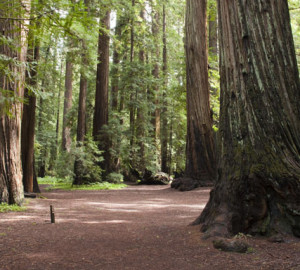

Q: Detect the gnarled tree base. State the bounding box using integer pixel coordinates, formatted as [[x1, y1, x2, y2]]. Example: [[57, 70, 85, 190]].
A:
[[171, 177, 213, 191], [194, 173, 300, 238]]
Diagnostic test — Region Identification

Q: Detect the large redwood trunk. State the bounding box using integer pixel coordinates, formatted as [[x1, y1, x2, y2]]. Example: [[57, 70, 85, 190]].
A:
[[93, 10, 111, 173], [172, 0, 216, 191], [21, 42, 39, 193], [196, 0, 300, 238], [0, 1, 30, 205]]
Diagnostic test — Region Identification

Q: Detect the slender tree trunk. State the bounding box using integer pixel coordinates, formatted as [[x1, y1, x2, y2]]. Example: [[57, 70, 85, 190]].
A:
[[111, 18, 122, 112], [136, 8, 146, 171], [0, 0, 30, 205], [151, 4, 161, 168], [129, 0, 136, 168], [161, 4, 169, 173], [21, 25, 40, 193], [93, 10, 111, 173], [196, 0, 300, 238], [172, 0, 216, 191], [62, 51, 73, 152]]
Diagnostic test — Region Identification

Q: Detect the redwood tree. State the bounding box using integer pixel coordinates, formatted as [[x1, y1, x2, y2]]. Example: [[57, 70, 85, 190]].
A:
[[62, 51, 73, 152], [21, 25, 40, 193], [172, 0, 216, 191], [93, 10, 111, 173], [196, 0, 300, 238], [0, 1, 30, 204]]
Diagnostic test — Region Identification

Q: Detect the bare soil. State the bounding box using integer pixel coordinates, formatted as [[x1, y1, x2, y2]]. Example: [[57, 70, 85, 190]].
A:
[[0, 184, 299, 270]]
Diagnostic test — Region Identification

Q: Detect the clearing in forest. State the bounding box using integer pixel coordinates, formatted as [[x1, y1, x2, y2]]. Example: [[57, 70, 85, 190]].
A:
[[0, 185, 299, 270]]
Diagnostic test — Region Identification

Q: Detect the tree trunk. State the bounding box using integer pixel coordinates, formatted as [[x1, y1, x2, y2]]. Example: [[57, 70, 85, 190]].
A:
[[151, 4, 161, 168], [196, 0, 300, 238], [161, 4, 169, 174], [62, 51, 73, 152], [172, 0, 216, 191], [93, 10, 111, 173], [73, 44, 88, 185], [21, 28, 39, 193], [111, 17, 122, 112], [0, 0, 30, 205], [136, 8, 146, 171]]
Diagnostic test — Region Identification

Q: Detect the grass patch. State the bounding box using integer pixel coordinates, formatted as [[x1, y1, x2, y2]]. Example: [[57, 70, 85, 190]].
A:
[[38, 176, 127, 191], [0, 203, 26, 213]]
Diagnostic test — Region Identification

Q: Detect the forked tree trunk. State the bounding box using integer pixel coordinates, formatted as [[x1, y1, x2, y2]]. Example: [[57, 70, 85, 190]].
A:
[[196, 0, 300, 238], [93, 10, 111, 173], [172, 0, 216, 191], [0, 1, 30, 205]]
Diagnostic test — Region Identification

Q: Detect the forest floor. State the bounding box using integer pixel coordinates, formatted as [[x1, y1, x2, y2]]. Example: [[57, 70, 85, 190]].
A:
[[0, 184, 299, 270]]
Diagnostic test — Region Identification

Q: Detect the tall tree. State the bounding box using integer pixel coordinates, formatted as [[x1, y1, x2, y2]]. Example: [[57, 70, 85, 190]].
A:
[[93, 9, 111, 173], [0, 0, 31, 204], [161, 4, 169, 174], [196, 0, 300, 238], [62, 50, 73, 152], [21, 15, 40, 193], [151, 2, 161, 166], [172, 0, 216, 191]]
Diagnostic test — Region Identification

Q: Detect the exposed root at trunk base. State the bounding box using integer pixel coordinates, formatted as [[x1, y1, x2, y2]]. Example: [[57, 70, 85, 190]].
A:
[[171, 177, 213, 191]]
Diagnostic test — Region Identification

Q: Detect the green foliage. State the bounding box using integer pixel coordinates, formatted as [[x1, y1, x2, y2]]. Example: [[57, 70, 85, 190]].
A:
[[106, 172, 124, 184], [0, 203, 26, 213], [38, 176, 126, 191], [55, 136, 104, 182]]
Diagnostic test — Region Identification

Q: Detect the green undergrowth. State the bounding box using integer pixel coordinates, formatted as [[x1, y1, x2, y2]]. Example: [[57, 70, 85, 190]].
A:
[[0, 203, 26, 213], [38, 176, 127, 191]]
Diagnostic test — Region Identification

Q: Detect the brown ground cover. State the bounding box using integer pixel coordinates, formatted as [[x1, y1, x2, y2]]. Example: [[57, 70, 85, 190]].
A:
[[0, 185, 299, 270]]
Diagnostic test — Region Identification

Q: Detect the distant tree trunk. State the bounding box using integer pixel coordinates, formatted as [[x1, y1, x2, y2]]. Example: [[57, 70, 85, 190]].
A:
[[111, 18, 121, 112], [161, 4, 169, 174], [21, 25, 40, 193], [208, 0, 218, 58], [37, 45, 51, 177], [0, 1, 30, 205], [196, 0, 300, 238], [151, 5, 161, 166], [73, 44, 88, 185], [136, 8, 146, 171], [129, 0, 136, 168], [172, 0, 216, 191], [93, 10, 111, 173], [62, 51, 73, 152]]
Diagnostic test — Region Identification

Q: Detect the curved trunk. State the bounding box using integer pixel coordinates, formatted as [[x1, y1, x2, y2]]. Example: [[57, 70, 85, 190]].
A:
[[197, 0, 300, 238]]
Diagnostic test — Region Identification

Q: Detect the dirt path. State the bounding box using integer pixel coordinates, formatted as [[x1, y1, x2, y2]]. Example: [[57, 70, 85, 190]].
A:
[[0, 185, 299, 270]]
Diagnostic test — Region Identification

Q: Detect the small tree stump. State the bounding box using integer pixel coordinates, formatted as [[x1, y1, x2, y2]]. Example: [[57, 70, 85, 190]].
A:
[[50, 205, 55, 224]]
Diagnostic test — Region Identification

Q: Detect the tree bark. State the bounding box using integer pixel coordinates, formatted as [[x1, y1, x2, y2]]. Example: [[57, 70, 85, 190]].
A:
[[196, 0, 300, 238], [0, 0, 30, 205], [62, 51, 73, 152], [161, 4, 169, 174], [21, 27, 39, 193], [151, 4, 161, 167], [93, 10, 111, 173], [172, 0, 216, 191]]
